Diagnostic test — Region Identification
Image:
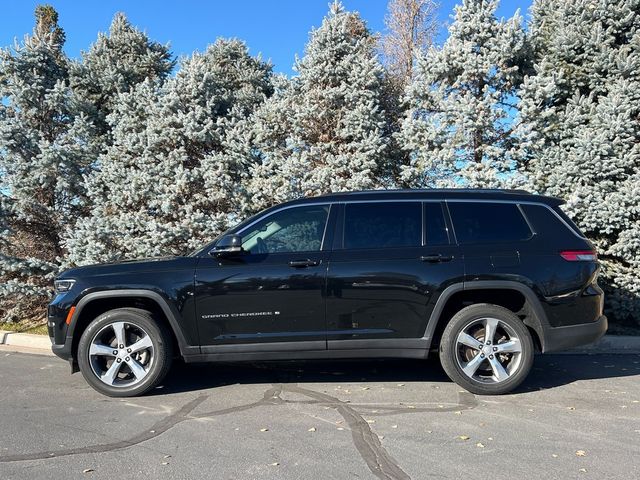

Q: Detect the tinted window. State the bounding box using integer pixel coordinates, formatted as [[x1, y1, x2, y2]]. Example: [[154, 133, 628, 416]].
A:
[[449, 202, 531, 244], [520, 204, 584, 244], [552, 206, 585, 237], [344, 202, 422, 249], [241, 205, 329, 254], [425, 202, 449, 245]]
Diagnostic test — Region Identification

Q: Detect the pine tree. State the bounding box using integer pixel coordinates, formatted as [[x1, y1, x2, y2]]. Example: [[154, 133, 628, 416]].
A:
[[64, 39, 273, 265], [248, 1, 390, 210], [398, 0, 528, 188], [518, 0, 640, 327], [0, 6, 98, 322], [70, 12, 175, 140]]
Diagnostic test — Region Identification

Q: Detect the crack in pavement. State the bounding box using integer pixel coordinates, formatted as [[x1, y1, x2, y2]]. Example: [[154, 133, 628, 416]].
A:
[[0, 385, 476, 480], [0, 395, 208, 463]]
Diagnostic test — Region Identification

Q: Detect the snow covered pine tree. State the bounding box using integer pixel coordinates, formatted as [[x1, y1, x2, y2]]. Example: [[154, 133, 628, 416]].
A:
[[399, 0, 528, 188], [64, 40, 273, 265], [518, 0, 640, 327], [70, 12, 175, 144], [248, 1, 391, 210], [0, 6, 98, 322]]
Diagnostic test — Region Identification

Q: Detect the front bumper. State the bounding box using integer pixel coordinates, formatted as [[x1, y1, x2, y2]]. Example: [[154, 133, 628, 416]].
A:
[[542, 315, 608, 353], [51, 338, 73, 360]]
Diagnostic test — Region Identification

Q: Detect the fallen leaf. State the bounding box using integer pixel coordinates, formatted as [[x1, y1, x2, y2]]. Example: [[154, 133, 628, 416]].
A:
[[476, 442, 485, 448], [576, 450, 586, 457], [308, 427, 316, 432], [459, 435, 470, 441]]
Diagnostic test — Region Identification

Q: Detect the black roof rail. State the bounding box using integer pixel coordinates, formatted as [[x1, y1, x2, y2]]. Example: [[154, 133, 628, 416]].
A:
[[315, 188, 533, 197]]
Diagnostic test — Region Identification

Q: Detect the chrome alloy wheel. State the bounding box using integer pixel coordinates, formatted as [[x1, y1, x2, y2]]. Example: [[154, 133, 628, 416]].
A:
[[455, 317, 523, 384], [88, 321, 154, 388]]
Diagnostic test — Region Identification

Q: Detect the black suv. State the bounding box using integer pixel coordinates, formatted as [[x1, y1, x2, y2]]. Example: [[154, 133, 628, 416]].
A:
[[48, 189, 607, 397]]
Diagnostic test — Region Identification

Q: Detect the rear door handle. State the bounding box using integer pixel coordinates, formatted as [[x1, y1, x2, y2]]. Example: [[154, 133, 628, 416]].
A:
[[420, 254, 453, 263], [289, 259, 321, 268]]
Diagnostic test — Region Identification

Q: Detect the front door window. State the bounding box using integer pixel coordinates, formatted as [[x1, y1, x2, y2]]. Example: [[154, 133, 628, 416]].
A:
[[240, 205, 330, 254]]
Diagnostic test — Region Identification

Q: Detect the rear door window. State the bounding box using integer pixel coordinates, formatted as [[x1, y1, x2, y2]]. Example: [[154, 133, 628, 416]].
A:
[[424, 202, 450, 245], [448, 202, 532, 244], [343, 202, 422, 249]]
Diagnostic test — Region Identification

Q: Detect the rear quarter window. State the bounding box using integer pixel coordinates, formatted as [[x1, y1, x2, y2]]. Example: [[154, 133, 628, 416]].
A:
[[448, 202, 532, 245], [520, 204, 587, 243]]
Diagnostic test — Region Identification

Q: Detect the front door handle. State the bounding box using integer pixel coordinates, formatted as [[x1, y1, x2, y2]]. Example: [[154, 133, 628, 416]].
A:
[[289, 259, 321, 268], [420, 254, 453, 263]]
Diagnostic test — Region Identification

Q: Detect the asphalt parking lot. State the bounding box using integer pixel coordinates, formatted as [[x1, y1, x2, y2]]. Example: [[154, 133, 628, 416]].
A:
[[0, 352, 638, 480]]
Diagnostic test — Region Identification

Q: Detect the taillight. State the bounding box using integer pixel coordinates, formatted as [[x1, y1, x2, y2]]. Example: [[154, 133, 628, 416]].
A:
[[560, 250, 597, 261]]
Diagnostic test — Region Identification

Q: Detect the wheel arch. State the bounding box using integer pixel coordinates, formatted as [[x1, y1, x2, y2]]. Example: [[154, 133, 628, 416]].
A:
[[425, 281, 547, 352], [68, 290, 195, 361]]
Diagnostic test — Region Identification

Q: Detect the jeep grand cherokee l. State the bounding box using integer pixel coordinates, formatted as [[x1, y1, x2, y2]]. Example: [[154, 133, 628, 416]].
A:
[[48, 189, 607, 397]]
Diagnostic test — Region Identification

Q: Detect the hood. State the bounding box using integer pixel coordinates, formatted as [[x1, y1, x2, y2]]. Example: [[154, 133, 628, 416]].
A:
[[57, 256, 188, 279]]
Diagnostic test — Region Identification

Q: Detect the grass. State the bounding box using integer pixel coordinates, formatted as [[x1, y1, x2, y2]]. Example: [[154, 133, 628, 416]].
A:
[[0, 321, 48, 336]]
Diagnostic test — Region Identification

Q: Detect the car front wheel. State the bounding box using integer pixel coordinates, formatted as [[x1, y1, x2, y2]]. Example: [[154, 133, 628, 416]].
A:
[[439, 303, 534, 395], [77, 308, 173, 397]]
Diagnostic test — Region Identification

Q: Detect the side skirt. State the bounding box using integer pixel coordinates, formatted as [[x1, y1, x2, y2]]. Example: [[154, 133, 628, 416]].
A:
[[183, 348, 429, 363]]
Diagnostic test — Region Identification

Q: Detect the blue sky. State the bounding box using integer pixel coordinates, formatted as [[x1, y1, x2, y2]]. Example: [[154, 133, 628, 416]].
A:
[[0, 0, 532, 75]]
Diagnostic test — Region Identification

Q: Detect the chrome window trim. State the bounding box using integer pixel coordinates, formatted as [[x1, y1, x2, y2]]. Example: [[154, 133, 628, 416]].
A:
[[209, 195, 586, 256], [213, 202, 332, 255], [444, 198, 587, 241]]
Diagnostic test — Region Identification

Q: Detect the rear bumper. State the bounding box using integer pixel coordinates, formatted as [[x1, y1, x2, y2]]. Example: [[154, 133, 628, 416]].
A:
[[542, 315, 608, 353]]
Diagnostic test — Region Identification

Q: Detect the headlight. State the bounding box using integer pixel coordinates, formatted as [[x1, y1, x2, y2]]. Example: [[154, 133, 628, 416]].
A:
[[54, 279, 76, 294]]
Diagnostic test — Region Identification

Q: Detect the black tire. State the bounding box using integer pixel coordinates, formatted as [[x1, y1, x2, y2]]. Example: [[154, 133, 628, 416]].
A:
[[439, 303, 534, 395], [77, 308, 173, 397]]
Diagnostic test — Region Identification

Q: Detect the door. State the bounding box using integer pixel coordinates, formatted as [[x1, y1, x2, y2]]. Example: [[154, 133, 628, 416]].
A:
[[194, 203, 333, 350], [326, 201, 464, 350]]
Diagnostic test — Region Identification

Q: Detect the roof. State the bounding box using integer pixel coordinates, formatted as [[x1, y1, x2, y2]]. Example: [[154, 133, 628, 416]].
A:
[[284, 188, 563, 206]]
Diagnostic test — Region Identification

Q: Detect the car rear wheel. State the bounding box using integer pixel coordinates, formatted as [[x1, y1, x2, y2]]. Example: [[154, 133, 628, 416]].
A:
[[77, 308, 173, 397], [439, 303, 534, 395]]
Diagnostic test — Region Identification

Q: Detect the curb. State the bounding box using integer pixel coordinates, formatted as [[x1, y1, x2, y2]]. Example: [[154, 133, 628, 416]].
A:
[[0, 330, 53, 354], [558, 335, 640, 355]]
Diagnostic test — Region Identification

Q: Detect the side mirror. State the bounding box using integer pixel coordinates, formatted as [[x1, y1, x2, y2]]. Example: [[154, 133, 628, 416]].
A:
[[210, 234, 244, 257]]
